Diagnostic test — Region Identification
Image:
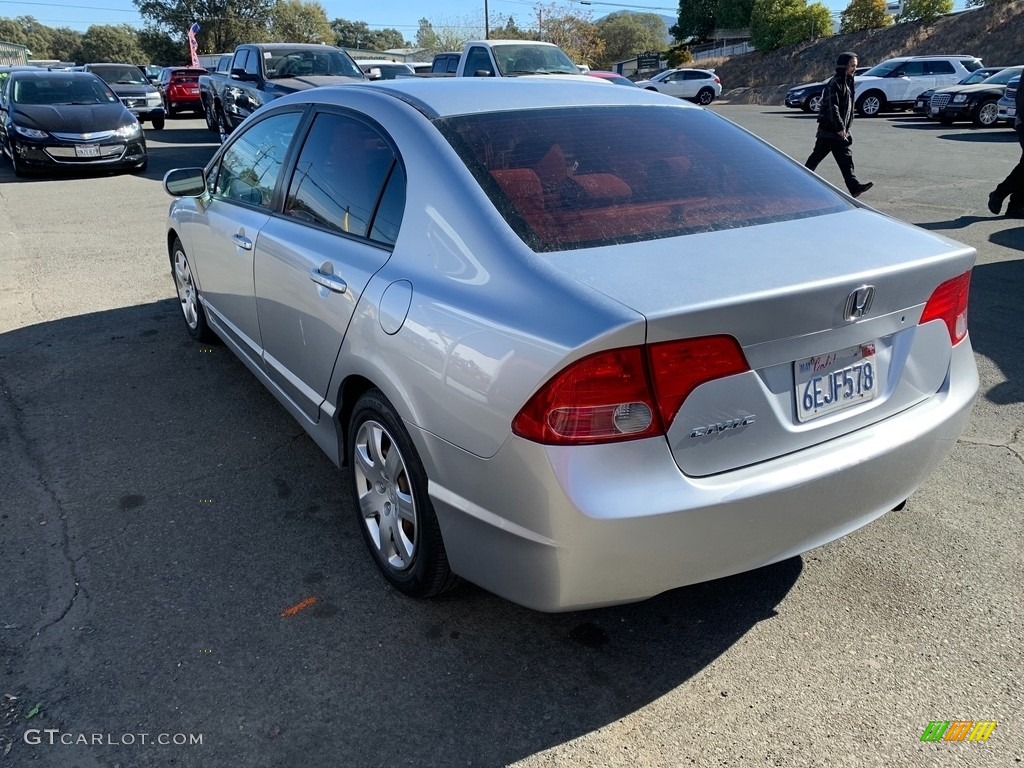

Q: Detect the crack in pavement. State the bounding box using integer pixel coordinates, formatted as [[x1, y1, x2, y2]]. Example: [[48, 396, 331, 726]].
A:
[[0, 370, 87, 643]]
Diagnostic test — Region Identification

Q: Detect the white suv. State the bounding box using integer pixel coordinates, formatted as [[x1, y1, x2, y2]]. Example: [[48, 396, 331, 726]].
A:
[[854, 55, 984, 117]]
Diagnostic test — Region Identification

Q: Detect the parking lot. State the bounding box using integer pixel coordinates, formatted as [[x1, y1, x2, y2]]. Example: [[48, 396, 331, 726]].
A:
[[0, 107, 1021, 767]]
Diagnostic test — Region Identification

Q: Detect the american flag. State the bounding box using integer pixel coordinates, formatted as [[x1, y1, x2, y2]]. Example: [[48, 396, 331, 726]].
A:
[[187, 22, 200, 68]]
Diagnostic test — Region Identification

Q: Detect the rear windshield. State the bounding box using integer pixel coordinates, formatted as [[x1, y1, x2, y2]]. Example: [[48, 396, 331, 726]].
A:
[[171, 69, 206, 80], [436, 105, 848, 252], [91, 65, 148, 85]]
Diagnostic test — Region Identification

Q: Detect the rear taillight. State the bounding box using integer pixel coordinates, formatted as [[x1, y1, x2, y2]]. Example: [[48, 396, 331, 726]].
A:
[[919, 270, 970, 345], [512, 336, 749, 445]]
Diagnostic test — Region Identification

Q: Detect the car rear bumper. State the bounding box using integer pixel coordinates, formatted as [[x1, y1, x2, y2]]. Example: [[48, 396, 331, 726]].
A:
[[421, 339, 977, 612]]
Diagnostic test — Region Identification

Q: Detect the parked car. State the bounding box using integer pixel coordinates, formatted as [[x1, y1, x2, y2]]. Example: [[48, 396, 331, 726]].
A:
[[785, 67, 870, 113], [80, 62, 165, 129], [996, 75, 1020, 125], [0, 65, 37, 86], [198, 43, 364, 141], [157, 66, 207, 116], [635, 68, 722, 104], [913, 66, 1004, 114], [357, 60, 415, 80], [0, 69, 146, 176], [925, 65, 1023, 127], [853, 55, 984, 117], [142, 64, 163, 84], [586, 71, 638, 87], [162, 78, 977, 611]]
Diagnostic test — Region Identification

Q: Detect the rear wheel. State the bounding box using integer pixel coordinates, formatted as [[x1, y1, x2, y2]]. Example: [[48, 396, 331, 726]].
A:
[[856, 92, 885, 117], [203, 99, 218, 131], [696, 87, 715, 105], [348, 390, 458, 599], [974, 100, 999, 127]]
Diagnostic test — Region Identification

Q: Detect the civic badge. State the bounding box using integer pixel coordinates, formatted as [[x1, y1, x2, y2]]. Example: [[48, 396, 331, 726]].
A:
[[844, 285, 874, 321]]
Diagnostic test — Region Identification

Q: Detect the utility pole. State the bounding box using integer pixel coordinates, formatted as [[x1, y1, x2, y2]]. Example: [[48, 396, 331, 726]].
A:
[[485, 0, 489, 39]]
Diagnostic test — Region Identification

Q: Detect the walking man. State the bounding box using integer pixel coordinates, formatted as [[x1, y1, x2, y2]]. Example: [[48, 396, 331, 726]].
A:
[[987, 75, 1024, 218], [805, 51, 873, 198]]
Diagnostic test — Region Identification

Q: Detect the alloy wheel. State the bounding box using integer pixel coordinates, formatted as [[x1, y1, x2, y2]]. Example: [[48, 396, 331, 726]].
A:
[[173, 248, 199, 330]]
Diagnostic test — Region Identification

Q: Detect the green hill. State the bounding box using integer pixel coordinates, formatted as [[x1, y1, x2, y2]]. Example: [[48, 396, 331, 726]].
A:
[[714, 0, 1024, 103]]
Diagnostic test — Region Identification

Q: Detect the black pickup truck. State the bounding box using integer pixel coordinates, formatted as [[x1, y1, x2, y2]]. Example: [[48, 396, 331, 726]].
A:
[[198, 43, 365, 140]]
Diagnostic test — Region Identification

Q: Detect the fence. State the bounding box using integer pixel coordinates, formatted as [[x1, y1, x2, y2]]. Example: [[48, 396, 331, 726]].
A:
[[0, 40, 30, 66]]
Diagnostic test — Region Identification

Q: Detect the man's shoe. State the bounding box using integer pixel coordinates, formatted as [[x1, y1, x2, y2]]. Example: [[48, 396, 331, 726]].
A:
[[988, 191, 1004, 215], [852, 182, 873, 198]]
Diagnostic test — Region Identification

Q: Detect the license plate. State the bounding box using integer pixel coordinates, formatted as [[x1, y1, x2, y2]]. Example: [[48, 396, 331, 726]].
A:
[[794, 343, 877, 422], [75, 144, 100, 158], [188, 87, 199, 93]]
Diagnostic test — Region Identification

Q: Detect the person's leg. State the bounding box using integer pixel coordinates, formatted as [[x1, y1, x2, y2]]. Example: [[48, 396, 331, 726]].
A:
[[831, 142, 871, 196], [805, 137, 831, 171], [991, 129, 1024, 214]]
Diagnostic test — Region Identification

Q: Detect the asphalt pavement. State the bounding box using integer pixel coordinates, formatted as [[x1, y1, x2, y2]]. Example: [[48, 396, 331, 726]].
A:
[[0, 108, 1020, 767]]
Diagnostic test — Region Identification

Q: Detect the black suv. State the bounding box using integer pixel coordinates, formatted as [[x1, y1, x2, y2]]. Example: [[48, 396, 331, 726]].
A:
[[79, 63, 165, 130]]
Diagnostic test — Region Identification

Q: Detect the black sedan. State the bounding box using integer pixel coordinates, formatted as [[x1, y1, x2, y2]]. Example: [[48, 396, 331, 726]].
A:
[[912, 67, 1004, 115], [785, 67, 869, 113], [0, 69, 147, 177], [924, 66, 1023, 127]]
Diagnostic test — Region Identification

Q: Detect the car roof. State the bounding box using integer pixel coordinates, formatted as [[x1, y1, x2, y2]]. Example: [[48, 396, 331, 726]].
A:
[[281, 77, 696, 119], [244, 43, 342, 51], [7, 69, 102, 80]]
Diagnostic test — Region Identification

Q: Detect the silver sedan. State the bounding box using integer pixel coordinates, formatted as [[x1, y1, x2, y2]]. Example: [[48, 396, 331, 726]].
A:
[[163, 78, 977, 611]]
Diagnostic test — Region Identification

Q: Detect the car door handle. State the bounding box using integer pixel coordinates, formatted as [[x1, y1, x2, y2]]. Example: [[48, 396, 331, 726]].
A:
[[232, 234, 252, 250], [309, 268, 347, 294]]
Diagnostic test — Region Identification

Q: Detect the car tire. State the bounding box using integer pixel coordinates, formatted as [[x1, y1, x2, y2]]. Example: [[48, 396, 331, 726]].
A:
[[973, 100, 999, 127], [151, 116, 165, 130], [807, 91, 823, 113], [347, 389, 458, 599], [166, 101, 177, 117], [938, 116, 954, 126], [696, 87, 715, 105], [10, 146, 27, 178], [644, 86, 657, 91], [216, 107, 230, 144], [856, 92, 885, 117], [170, 237, 215, 343], [203, 99, 218, 131], [131, 159, 148, 174]]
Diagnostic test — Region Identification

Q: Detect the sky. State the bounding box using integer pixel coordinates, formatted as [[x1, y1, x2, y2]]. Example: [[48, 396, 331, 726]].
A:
[[2, 0, 968, 38]]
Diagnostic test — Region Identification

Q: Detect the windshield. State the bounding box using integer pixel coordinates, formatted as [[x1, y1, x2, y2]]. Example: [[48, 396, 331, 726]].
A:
[[982, 67, 1023, 85], [13, 76, 118, 105], [92, 65, 148, 85], [266, 49, 362, 79], [861, 60, 905, 77], [438, 105, 848, 252], [492, 44, 578, 76]]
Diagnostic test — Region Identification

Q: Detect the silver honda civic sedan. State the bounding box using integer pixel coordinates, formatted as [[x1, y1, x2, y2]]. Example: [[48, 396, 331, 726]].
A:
[[162, 78, 977, 611]]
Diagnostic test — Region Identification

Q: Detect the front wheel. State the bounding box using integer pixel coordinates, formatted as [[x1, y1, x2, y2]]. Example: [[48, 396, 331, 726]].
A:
[[974, 100, 999, 127], [696, 87, 715, 105], [808, 91, 823, 113], [171, 237, 215, 342], [10, 145, 27, 178], [151, 116, 165, 130], [348, 390, 458, 599], [856, 92, 885, 117]]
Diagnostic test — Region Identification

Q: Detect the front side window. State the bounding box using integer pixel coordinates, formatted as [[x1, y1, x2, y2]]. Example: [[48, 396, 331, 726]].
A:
[[284, 112, 402, 241], [214, 111, 301, 209], [265, 49, 362, 79], [464, 47, 494, 76], [438, 105, 849, 252]]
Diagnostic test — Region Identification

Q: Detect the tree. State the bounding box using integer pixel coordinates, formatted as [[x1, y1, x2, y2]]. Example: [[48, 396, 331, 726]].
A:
[[138, 26, 184, 65], [133, 0, 275, 54], [79, 24, 146, 63], [671, 0, 718, 43], [48, 27, 84, 62], [412, 16, 478, 53], [271, 0, 332, 43], [840, 0, 893, 32], [750, 0, 805, 49], [896, 0, 953, 23], [533, 4, 603, 65], [716, 0, 756, 29], [788, 2, 834, 42], [414, 18, 438, 50], [494, 15, 531, 39], [331, 18, 407, 50], [595, 12, 666, 68]]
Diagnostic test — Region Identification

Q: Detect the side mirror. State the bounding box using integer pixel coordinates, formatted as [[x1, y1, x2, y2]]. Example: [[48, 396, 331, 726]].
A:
[[473, 69, 493, 77], [230, 68, 257, 82], [164, 167, 207, 198]]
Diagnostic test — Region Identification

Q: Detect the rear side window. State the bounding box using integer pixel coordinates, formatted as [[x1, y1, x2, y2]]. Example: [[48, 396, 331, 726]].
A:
[[926, 61, 955, 75], [284, 112, 402, 241], [963, 59, 982, 72], [437, 105, 848, 252]]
